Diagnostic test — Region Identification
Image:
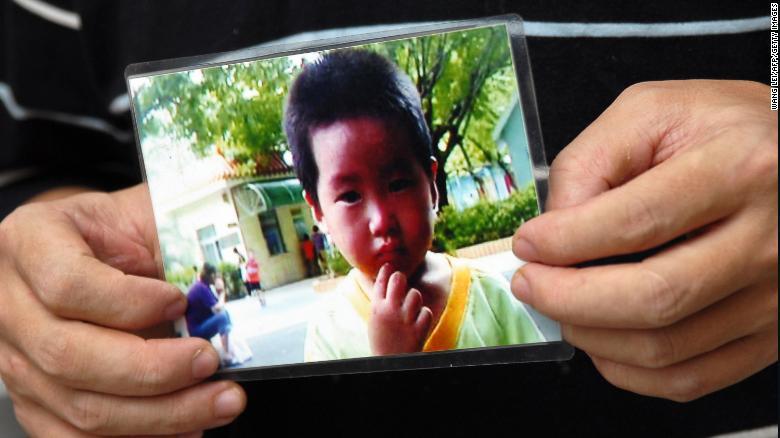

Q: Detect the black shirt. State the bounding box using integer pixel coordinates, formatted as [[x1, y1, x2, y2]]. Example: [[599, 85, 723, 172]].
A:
[[1, 1, 775, 436]]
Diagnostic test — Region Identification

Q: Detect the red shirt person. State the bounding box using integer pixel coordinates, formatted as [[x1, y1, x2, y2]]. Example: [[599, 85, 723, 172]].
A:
[[245, 252, 261, 290], [300, 234, 317, 276]]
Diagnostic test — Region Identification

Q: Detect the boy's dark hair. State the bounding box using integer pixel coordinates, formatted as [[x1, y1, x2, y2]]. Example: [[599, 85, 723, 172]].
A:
[[284, 49, 433, 206]]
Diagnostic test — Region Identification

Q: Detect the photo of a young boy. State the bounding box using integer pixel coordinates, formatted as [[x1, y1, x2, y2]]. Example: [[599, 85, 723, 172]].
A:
[[284, 49, 545, 361]]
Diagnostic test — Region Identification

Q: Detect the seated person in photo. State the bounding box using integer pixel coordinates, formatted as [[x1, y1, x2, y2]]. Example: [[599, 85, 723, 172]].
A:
[[284, 49, 545, 362], [185, 263, 236, 365]]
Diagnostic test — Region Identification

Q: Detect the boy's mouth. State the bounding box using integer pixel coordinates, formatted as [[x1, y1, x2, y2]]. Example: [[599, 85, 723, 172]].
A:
[[375, 240, 405, 264]]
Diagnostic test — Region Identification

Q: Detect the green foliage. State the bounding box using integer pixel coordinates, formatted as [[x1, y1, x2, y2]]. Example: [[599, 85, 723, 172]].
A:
[[165, 263, 245, 299], [133, 58, 294, 162], [433, 184, 539, 253], [132, 25, 518, 209], [325, 247, 352, 277], [165, 266, 197, 293], [367, 26, 516, 189], [217, 261, 246, 300]]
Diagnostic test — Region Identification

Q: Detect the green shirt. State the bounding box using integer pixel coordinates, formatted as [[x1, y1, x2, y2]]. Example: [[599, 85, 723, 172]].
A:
[[304, 255, 545, 362]]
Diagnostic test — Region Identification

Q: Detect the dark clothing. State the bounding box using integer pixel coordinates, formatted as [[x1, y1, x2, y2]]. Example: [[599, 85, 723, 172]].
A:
[[312, 232, 326, 253], [190, 311, 232, 341], [185, 280, 218, 336], [1, 2, 775, 437]]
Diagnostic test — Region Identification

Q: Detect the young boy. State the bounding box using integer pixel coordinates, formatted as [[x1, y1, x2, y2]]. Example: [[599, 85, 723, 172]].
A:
[[284, 49, 544, 362]]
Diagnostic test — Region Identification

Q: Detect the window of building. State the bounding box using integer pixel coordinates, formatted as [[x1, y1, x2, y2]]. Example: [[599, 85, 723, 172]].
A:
[[259, 210, 286, 255], [196, 225, 222, 265], [217, 232, 240, 250], [290, 207, 308, 239]]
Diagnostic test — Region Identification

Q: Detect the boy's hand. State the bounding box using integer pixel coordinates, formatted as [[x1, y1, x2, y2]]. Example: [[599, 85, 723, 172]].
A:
[[368, 263, 433, 355], [512, 80, 777, 402], [0, 184, 246, 436]]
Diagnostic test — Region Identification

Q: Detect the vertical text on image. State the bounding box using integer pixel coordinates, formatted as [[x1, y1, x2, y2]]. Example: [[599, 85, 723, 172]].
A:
[[771, 4, 779, 110]]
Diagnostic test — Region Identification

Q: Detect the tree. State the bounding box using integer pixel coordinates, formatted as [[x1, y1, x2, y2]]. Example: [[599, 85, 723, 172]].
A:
[[133, 56, 297, 174], [369, 25, 516, 207], [133, 25, 518, 207]]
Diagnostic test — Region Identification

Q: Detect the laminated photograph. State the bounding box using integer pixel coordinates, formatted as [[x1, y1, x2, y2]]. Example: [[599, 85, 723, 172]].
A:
[[126, 15, 573, 380]]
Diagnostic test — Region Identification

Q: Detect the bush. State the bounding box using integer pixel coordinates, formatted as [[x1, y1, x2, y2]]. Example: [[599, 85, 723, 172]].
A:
[[166, 263, 246, 300], [165, 266, 197, 293], [433, 184, 539, 254], [217, 261, 246, 300], [325, 247, 352, 277]]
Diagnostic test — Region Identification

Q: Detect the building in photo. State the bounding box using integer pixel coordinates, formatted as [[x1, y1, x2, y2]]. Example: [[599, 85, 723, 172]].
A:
[[152, 151, 317, 290]]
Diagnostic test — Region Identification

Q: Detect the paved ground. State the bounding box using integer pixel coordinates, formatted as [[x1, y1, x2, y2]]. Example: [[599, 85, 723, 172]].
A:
[[218, 275, 331, 370]]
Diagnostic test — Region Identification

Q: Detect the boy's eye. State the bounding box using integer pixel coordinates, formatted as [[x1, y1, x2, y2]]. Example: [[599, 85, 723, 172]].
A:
[[389, 178, 413, 192], [336, 191, 361, 204]]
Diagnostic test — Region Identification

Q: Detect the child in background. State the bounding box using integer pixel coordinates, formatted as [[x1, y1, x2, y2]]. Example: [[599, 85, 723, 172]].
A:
[[284, 49, 544, 361], [245, 251, 265, 307], [300, 233, 317, 277]]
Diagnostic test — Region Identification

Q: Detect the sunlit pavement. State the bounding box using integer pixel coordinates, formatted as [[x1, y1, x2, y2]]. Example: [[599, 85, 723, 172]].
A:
[[220, 276, 332, 369]]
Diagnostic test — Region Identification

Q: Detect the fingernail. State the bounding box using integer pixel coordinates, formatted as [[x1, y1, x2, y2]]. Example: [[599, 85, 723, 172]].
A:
[[164, 297, 187, 320], [214, 388, 244, 418], [512, 269, 532, 304], [192, 348, 219, 379], [513, 237, 538, 262]]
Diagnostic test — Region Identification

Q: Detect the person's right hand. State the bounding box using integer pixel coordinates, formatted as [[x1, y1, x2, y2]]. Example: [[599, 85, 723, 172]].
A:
[[368, 263, 432, 355], [0, 184, 246, 436]]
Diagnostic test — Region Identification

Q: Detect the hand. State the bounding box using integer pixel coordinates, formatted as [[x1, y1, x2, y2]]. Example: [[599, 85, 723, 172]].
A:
[[512, 80, 777, 402], [368, 264, 433, 355], [0, 184, 247, 436]]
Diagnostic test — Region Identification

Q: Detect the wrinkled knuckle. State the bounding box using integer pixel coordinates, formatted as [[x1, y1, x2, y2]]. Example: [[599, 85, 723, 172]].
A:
[[620, 196, 661, 248], [69, 392, 113, 433], [1, 353, 31, 386], [134, 343, 169, 393], [36, 274, 75, 315], [35, 335, 79, 380], [639, 329, 678, 368], [640, 266, 681, 327]]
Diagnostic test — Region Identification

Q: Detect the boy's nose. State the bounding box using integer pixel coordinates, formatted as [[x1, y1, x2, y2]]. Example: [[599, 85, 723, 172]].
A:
[[367, 201, 398, 237]]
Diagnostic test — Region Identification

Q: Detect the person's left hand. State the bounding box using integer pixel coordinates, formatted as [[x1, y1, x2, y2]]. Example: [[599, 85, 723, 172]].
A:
[[512, 80, 777, 402]]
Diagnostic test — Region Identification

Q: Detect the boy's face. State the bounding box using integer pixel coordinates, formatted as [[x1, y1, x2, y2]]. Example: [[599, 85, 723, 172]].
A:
[[307, 116, 437, 280]]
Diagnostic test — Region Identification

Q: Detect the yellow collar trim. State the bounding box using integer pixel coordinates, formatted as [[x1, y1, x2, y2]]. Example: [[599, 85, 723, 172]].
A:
[[342, 256, 472, 353], [422, 256, 471, 352], [345, 270, 372, 322]]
